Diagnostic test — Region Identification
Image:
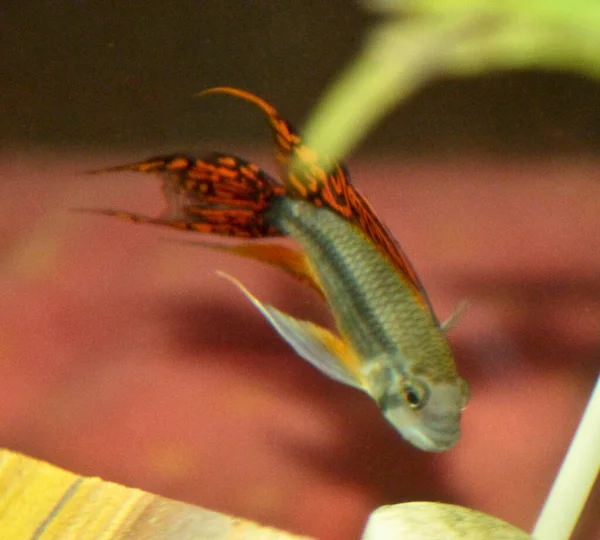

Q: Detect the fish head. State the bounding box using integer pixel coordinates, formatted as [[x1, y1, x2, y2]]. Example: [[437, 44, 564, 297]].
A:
[[365, 360, 470, 452]]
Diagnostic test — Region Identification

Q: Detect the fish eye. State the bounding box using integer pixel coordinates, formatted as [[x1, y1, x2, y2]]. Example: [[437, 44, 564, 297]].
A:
[[403, 380, 429, 410]]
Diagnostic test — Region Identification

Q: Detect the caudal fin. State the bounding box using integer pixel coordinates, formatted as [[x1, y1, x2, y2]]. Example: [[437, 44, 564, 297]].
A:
[[89, 152, 286, 238]]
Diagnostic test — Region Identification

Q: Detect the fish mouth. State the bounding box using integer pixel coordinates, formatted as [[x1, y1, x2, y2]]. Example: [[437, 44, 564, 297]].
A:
[[401, 423, 461, 452], [384, 408, 461, 451]]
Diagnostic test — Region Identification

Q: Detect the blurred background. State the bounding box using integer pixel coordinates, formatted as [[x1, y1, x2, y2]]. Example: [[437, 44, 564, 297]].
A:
[[2, 2, 599, 539]]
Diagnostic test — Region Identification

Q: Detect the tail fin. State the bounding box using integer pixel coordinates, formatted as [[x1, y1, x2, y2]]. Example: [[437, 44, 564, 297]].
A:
[[90, 152, 286, 238]]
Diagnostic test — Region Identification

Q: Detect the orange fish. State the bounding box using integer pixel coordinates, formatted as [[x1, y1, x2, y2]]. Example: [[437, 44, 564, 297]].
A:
[[90, 88, 470, 451]]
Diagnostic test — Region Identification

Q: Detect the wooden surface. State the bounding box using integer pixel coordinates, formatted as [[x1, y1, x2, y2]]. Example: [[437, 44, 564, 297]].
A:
[[0, 449, 311, 539], [1, 150, 599, 539]]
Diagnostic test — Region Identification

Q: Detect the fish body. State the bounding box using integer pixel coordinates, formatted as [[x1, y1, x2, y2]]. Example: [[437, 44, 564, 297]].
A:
[[266, 197, 468, 450], [90, 88, 469, 451]]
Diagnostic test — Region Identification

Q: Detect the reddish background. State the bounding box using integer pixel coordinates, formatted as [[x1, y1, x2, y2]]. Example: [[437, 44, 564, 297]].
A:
[[1, 150, 599, 539]]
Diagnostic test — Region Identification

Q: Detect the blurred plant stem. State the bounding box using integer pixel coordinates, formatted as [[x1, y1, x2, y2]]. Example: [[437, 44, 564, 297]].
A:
[[300, 0, 600, 164], [533, 374, 600, 540]]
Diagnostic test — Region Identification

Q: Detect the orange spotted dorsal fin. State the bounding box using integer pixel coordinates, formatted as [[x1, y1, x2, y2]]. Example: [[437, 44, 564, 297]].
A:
[[198, 88, 433, 310]]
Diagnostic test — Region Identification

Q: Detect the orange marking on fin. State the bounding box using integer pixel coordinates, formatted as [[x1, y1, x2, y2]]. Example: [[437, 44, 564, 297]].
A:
[[167, 157, 191, 171], [288, 173, 308, 198], [198, 87, 278, 118], [218, 156, 237, 167], [315, 326, 363, 380], [239, 166, 256, 180]]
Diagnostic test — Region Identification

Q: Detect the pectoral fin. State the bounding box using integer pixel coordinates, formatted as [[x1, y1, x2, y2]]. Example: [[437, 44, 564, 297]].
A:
[[219, 272, 364, 390], [441, 300, 469, 332]]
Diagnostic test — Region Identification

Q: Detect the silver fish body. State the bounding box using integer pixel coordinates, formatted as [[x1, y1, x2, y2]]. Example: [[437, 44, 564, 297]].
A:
[[268, 197, 469, 451]]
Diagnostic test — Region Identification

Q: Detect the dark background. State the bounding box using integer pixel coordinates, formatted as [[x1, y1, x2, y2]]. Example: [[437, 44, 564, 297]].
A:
[[4, 1, 600, 155]]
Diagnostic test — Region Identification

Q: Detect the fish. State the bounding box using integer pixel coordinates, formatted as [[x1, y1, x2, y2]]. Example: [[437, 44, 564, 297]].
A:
[[89, 87, 470, 451]]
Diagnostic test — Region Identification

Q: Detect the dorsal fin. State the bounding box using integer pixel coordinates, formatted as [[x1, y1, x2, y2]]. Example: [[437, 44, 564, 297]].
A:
[[198, 87, 433, 310]]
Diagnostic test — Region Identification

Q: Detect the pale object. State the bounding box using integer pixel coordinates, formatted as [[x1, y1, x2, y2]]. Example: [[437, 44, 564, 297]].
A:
[[362, 502, 531, 539], [533, 375, 600, 540]]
